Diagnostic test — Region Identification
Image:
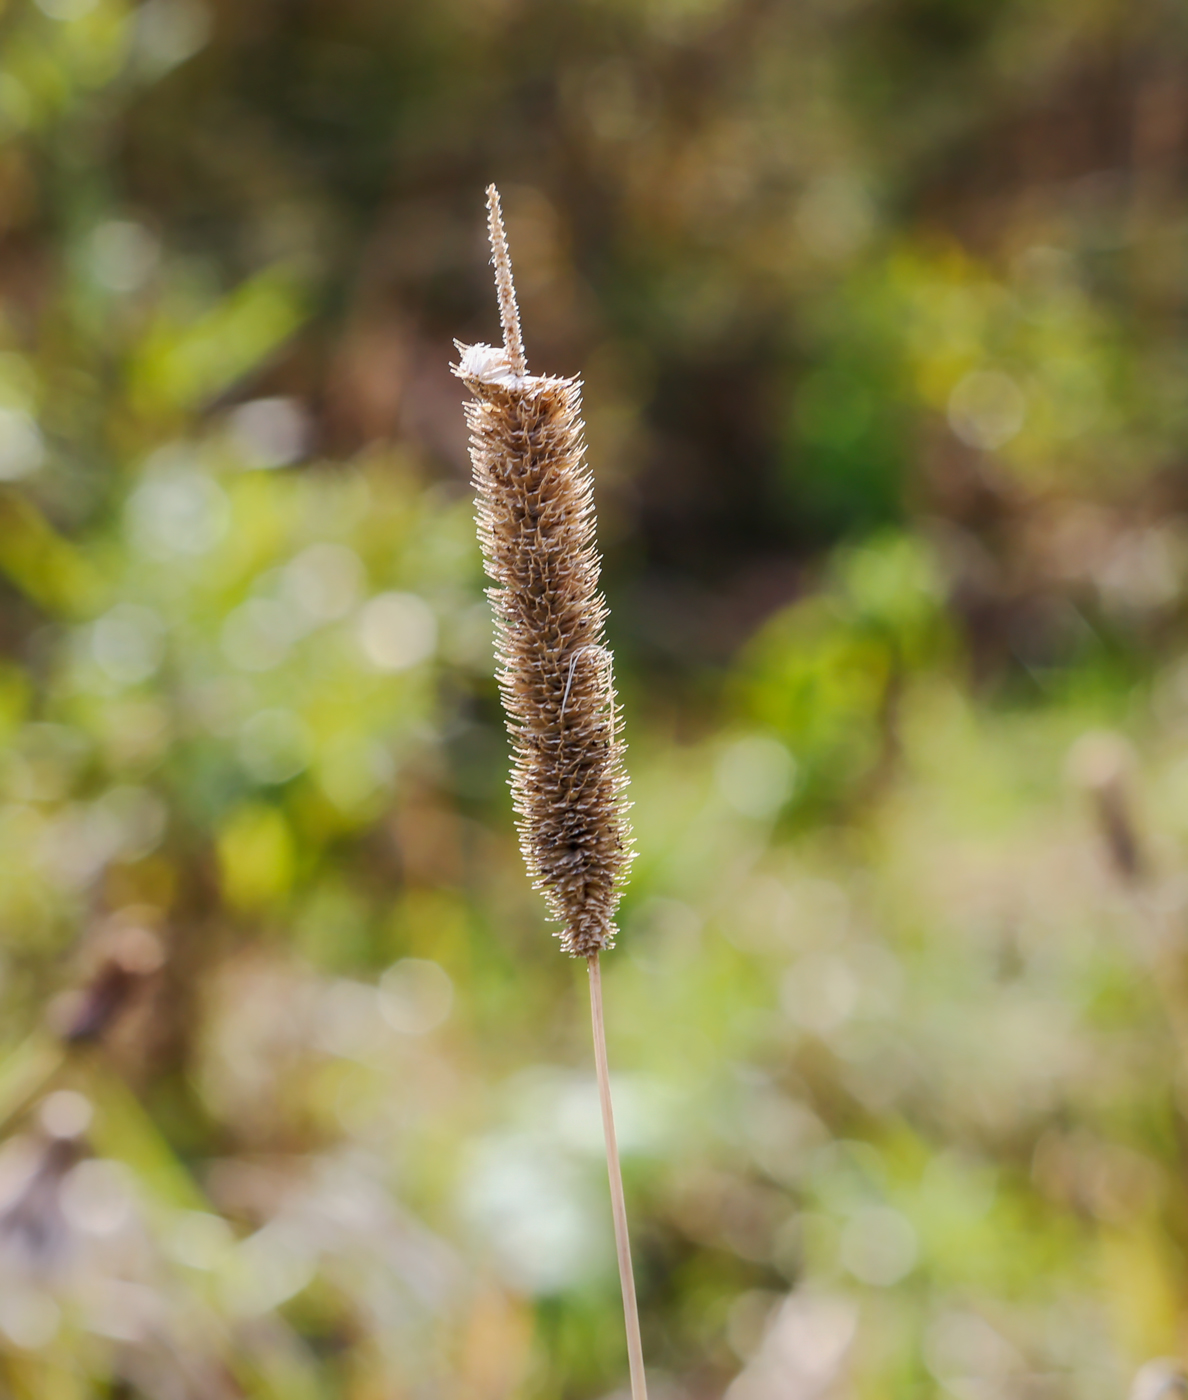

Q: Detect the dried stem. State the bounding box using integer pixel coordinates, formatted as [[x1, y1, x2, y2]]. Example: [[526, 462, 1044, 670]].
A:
[[588, 953, 648, 1400], [485, 184, 526, 376]]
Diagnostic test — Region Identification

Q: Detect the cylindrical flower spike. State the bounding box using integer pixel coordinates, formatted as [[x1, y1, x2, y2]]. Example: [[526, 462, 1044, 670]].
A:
[[453, 186, 633, 957]]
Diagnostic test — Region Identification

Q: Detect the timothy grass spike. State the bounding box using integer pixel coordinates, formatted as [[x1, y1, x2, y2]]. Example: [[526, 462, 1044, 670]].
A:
[[453, 185, 634, 959], [454, 185, 646, 1400]]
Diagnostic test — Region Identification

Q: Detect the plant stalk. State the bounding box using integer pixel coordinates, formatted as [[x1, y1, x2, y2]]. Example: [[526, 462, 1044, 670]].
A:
[[587, 953, 648, 1400]]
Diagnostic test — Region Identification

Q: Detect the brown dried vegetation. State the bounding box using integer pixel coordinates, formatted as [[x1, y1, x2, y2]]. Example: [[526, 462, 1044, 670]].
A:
[[453, 188, 633, 957]]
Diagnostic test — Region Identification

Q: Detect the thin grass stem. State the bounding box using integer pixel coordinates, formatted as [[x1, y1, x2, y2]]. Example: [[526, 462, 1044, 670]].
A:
[[587, 953, 648, 1400], [485, 184, 526, 376]]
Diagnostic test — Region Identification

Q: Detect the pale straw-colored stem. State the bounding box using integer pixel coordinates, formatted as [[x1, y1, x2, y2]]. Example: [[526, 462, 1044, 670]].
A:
[[485, 184, 527, 376], [587, 953, 648, 1400]]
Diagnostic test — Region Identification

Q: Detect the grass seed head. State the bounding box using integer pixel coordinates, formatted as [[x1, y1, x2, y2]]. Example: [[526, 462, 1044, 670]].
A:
[[452, 186, 633, 956]]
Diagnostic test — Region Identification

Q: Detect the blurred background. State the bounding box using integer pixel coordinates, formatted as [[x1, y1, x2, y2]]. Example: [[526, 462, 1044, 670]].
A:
[[0, 0, 1187, 1395]]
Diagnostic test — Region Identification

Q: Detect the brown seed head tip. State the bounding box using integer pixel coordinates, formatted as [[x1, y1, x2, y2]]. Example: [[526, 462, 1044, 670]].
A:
[[455, 189, 633, 956]]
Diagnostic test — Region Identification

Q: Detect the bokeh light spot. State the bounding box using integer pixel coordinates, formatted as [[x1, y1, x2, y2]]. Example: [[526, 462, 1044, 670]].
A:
[[230, 397, 308, 468], [0, 1289, 59, 1350], [221, 599, 296, 673], [283, 542, 365, 622], [716, 736, 796, 819], [0, 410, 44, 481], [126, 457, 228, 559], [39, 1089, 93, 1139], [61, 1159, 133, 1236], [90, 221, 159, 294], [91, 604, 166, 686], [948, 370, 1026, 450], [35, 0, 97, 19], [238, 708, 310, 785], [839, 1205, 918, 1286], [357, 592, 437, 671], [132, 0, 211, 74], [781, 953, 859, 1035], [379, 958, 453, 1035]]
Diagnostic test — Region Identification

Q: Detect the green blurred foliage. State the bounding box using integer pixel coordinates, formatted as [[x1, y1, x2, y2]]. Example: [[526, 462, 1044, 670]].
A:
[[0, 0, 1186, 1398]]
